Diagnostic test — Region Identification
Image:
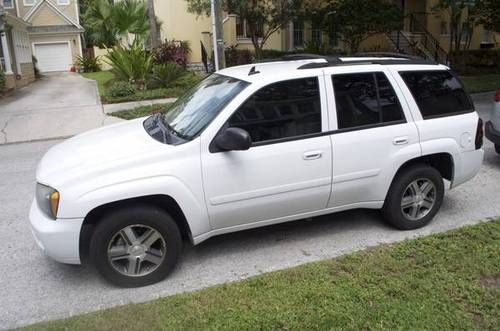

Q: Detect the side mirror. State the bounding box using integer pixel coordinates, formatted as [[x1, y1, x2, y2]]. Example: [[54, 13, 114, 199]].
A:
[[214, 127, 252, 151]]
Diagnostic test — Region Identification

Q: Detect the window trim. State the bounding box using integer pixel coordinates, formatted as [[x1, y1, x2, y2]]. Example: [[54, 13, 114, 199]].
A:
[[210, 76, 324, 152], [331, 72, 407, 131], [398, 69, 475, 120]]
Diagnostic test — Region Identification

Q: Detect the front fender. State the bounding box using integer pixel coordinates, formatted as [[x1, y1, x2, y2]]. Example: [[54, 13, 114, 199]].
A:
[[57, 175, 211, 238]]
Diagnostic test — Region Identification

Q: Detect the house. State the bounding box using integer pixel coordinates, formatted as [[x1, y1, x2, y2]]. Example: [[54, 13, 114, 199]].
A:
[[155, 0, 498, 67], [1, 0, 83, 89]]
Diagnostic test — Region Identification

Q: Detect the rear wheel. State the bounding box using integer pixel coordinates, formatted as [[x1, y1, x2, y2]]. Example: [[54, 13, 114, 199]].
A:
[[495, 144, 500, 155], [382, 164, 444, 230], [90, 205, 182, 287]]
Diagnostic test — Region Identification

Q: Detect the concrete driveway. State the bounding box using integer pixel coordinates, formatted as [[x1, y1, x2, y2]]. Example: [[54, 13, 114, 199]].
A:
[[0, 73, 121, 144], [0, 96, 498, 329]]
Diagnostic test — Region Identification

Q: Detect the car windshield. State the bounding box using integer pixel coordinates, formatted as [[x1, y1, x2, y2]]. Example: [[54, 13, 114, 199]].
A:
[[161, 74, 249, 140]]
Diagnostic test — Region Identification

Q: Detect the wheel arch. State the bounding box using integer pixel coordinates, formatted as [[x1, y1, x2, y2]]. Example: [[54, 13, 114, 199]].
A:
[[79, 195, 192, 264]]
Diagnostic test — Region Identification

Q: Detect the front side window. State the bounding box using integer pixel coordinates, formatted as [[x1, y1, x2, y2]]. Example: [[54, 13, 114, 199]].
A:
[[400, 70, 473, 119], [332, 72, 404, 130], [161, 74, 249, 140], [228, 77, 322, 144]]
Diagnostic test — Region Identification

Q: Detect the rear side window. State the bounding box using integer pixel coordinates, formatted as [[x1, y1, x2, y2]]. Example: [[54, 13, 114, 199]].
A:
[[332, 72, 404, 130], [400, 70, 473, 119], [228, 77, 321, 143]]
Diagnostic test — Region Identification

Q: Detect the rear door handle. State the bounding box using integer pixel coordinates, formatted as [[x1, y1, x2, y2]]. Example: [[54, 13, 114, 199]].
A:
[[393, 136, 409, 145], [303, 150, 322, 160]]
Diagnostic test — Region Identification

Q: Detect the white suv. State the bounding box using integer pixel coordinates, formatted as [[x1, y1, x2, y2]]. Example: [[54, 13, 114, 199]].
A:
[[30, 56, 484, 287]]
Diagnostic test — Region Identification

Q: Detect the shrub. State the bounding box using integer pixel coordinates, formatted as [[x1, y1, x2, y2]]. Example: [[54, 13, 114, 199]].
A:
[[450, 50, 500, 75], [76, 55, 102, 73], [154, 40, 191, 67], [225, 46, 253, 67], [0, 70, 5, 91], [106, 81, 136, 98], [152, 63, 185, 87], [105, 40, 153, 89]]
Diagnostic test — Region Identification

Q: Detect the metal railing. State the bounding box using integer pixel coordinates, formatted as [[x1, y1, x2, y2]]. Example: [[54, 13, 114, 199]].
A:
[[408, 13, 449, 64]]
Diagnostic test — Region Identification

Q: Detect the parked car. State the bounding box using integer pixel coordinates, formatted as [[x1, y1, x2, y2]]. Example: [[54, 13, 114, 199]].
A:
[[485, 91, 500, 154], [30, 56, 484, 287]]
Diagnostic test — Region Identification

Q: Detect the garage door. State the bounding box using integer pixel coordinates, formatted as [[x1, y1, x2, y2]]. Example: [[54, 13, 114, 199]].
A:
[[34, 43, 72, 72]]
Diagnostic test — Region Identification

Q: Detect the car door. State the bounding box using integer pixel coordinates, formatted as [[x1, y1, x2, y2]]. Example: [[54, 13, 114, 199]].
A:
[[324, 67, 421, 207], [200, 76, 333, 230]]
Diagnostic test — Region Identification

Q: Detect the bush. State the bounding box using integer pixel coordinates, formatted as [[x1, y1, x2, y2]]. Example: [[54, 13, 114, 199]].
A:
[[225, 46, 253, 67], [106, 81, 136, 98], [152, 63, 185, 87], [154, 40, 191, 67], [105, 40, 153, 89], [76, 55, 102, 73], [0, 70, 5, 91], [450, 50, 500, 75]]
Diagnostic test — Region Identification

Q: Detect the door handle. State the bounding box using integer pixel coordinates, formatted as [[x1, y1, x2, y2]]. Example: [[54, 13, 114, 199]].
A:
[[303, 151, 323, 160], [393, 136, 409, 145]]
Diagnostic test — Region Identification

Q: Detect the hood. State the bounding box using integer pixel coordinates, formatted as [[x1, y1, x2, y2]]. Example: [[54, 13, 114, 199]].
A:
[[37, 117, 169, 186]]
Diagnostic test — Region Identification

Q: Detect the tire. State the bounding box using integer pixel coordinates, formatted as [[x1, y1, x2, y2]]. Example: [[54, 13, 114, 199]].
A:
[[495, 144, 500, 155], [382, 164, 444, 230], [90, 205, 182, 287]]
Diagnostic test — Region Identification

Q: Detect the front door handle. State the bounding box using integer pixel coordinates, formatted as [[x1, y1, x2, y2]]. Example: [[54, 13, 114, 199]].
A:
[[393, 136, 409, 145], [303, 150, 323, 160]]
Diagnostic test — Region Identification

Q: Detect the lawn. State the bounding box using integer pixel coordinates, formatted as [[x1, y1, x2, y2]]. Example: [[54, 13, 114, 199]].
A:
[[461, 74, 500, 94], [24, 220, 499, 330], [110, 103, 173, 120], [81, 71, 202, 104]]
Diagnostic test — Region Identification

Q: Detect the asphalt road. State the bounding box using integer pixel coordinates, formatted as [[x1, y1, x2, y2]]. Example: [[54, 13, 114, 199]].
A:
[[0, 96, 499, 329]]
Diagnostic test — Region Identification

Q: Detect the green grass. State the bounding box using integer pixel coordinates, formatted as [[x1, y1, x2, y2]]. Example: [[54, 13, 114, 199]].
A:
[[110, 103, 172, 120], [461, 74, 500, 94], [81, 71, 202, 104], [23, 220, 500, 330]]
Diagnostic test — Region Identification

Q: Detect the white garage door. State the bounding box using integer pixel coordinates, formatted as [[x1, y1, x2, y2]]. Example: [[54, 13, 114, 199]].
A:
[[34, 42, 72, 72]]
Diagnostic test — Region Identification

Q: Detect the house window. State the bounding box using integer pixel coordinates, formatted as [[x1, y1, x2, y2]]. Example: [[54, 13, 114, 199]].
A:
[[482, 29, 492, 43], [329, 30, 339, 48], [13, 30, 32, 64], [311, 22, 323, 44], [24, 0, 36, 6], [293, 20, 304, 48], [57, 0, 70, 5], [235, 16, 262, 39], [4, 0, 14, 8]]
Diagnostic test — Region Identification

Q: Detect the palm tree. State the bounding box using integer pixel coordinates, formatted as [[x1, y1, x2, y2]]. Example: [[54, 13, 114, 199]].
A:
[[83, 0, 150, 48]]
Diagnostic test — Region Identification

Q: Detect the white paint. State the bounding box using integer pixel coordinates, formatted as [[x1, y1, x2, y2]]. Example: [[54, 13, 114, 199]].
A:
[[0, 32, 13, 74]]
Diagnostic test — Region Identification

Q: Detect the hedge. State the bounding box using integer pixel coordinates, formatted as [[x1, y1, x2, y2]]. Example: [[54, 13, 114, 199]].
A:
[[450, 49, 500, 75]]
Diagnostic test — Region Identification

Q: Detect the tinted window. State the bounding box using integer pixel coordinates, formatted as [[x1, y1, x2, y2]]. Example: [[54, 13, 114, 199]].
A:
[[400, 70, 473, 119], [228, 77, 321, 143], [332, 73, 404, 129]]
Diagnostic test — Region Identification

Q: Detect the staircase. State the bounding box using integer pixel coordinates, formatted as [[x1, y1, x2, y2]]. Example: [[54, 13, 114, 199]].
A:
[[386, 14, 449, 64]]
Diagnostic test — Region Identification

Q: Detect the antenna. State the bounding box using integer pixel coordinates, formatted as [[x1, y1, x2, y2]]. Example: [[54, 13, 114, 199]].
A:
[[248, 66, 260, 76]]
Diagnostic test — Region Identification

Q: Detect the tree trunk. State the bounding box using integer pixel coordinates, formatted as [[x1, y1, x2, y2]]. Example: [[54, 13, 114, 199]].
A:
[[147, 0, 158, 49]]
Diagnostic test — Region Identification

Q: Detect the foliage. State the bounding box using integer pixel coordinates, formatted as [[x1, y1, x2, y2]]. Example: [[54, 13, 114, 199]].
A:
[[25, 220, 500, 330], [82, 0, 150, 48], [153, 40, 192, 67], [474, 0, 500, 32], [106, 81, 136, 98], [321, 0, 402, 54], [0, 70, 5, 91], [185, 0, 305, 59], [105, 41, 153, 89], [152, 63, 186, 87], [110, 103, 173, 120], [450, 49, 500, 75], [460, 74, 500, 93], [225, 46, 253, 66], [32, 56, 41, 79], [76, 55, 102, 73]]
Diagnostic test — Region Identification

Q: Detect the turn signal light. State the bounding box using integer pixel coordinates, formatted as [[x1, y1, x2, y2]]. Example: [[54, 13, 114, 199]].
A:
[[50, 191, 60, 218]]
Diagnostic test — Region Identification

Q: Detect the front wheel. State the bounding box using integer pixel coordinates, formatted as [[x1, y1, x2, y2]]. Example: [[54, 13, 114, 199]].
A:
[[382, 164, 444, 230], [90, 205, 182, 287]]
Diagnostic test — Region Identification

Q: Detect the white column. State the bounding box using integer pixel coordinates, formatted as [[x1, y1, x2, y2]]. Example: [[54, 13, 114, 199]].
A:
[[1, 32, 13, 74]]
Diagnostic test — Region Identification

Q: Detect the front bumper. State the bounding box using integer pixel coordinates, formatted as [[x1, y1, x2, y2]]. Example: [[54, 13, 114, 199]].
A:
[[485, 121, 500, 145], [29, 200, 84, 264]]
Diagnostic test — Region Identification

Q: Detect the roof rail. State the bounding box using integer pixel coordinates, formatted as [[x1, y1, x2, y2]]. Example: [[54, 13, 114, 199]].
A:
[[297, 57, 437, 70], [353, 52, 423, 60]]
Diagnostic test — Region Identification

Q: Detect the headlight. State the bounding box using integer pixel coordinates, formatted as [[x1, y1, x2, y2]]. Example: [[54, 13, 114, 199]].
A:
[[36, 183, 60, 219]]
